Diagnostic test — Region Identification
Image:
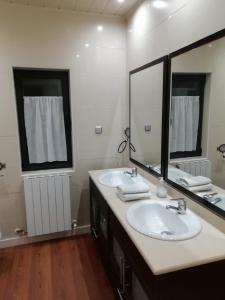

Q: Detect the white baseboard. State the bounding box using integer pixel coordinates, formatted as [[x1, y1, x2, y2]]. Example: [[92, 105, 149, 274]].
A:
[[0, 225, 91, 248]]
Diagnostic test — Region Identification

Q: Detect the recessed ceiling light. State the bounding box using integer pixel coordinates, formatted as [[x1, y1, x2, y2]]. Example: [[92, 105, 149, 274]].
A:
[[97, 25, 103, 31], [76, 54, 80, 58], [85, 43, 90, 47], [117, 0, 124, 3], [152, 1, 168, 9]]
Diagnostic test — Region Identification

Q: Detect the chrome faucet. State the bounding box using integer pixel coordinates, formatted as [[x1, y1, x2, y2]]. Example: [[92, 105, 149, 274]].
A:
[[166, 198, 187, 215], [124, 167, 138, 177]]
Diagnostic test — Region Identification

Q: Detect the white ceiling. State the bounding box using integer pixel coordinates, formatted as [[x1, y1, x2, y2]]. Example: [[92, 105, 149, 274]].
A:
[[0, 0, 141, 16]]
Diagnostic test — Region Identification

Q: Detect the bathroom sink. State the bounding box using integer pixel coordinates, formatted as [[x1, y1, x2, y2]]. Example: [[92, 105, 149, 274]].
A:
[[126, 200, 201, 241], [98, 171, 144, 187]]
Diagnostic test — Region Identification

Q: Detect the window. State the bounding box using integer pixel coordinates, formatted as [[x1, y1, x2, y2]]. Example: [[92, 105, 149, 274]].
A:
[[14, 68, 73, 171], [170, 73, 206, 159]]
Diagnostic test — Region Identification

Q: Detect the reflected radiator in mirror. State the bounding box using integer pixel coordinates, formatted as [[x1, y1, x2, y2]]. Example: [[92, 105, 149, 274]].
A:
[[170, 158, 211, 178]]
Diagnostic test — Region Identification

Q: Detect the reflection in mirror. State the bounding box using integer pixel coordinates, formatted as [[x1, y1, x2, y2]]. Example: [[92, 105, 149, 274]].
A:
[[168, 33, 225, 213], [130, 58, 166, 175]]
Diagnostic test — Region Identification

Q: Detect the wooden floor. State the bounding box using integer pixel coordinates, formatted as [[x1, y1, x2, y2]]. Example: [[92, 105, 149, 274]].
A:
[[0, 235, 115, 300]]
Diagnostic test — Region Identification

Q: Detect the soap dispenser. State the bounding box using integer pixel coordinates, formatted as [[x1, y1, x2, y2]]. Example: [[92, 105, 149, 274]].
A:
[[156, 177, 167, 198]]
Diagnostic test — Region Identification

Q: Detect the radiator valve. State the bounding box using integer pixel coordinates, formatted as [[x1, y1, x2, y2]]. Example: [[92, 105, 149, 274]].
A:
[[71, 219, 77, 230], [15, 228, 27, 236]]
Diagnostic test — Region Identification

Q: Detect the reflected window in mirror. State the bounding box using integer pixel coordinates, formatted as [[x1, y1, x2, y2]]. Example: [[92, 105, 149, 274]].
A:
[[167, 29, 225, 217], [170, 74, 206, 159], [129, 57, 167, 176]]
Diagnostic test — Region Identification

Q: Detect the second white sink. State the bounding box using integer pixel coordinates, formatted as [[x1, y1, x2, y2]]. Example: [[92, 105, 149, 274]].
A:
[[126, 200, 202, 241]]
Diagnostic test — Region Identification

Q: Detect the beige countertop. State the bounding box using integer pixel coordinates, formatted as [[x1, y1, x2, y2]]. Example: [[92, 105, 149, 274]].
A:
[[89, 168, 225, 275]]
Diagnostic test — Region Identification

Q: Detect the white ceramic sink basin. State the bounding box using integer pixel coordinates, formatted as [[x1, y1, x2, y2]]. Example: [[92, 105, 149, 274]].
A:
[[98, 171, 144, 187], [127, 200, 202, 241]]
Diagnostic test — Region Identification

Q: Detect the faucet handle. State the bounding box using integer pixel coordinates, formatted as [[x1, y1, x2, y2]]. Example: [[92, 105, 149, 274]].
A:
[[170, 198, 187, 211], [178, 199, 186, 210], [131, 167, 137, 176], [170, 197, 185, 202]]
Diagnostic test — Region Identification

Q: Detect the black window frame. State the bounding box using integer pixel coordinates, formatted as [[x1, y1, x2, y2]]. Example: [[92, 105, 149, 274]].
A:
[[170, 73, 206, 159], [13, 68, 73, 172]]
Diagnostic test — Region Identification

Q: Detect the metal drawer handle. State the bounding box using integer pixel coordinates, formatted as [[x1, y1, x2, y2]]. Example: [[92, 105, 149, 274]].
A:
[[120, 257, 124, 286], [123, 264, 131, 289], [92, 227, 99, 239], [0, 162, 6, 171], [117, 289, 124, 300]]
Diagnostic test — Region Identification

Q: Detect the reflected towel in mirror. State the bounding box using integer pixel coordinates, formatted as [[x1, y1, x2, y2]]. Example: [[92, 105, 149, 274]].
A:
[[187, 184, 212, 193], [178, 176, 211, 187]]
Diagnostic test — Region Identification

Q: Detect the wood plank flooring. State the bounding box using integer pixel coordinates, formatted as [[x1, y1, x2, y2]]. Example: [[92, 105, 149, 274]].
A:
[[0, 235, 115, 300]]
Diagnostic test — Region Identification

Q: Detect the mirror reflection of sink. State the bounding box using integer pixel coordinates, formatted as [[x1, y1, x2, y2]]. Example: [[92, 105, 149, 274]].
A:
[[152, 165, 191, 182], [98, 171, 144, 187], [126, 200, 202, 241], [168, 166, 192, 182]]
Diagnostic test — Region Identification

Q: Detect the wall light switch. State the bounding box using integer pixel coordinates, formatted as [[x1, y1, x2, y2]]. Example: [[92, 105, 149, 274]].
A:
[[95, 126, 103, 134], [144, 125, 151, 132]]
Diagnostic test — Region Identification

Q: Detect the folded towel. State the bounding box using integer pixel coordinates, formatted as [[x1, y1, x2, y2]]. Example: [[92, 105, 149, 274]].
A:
[[117, 182, 150, 195], [187, 184, 212, 193], [179, 176, 211, 187], [116, 191, 151, 202]]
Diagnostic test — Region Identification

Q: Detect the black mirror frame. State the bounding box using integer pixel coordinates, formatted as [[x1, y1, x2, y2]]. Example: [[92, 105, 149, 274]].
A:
[[165, 28, 225, 220], [129, 55, 169, 178]]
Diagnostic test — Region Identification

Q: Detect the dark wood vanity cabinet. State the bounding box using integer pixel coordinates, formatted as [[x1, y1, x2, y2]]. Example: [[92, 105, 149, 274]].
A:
[[89, 178, 225, 300], [90, 178, 152, 300]]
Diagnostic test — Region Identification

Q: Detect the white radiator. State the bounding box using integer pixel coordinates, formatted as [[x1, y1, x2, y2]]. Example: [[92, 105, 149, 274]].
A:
[[171, 158, 211, 178], [24, 174, 71, 237]]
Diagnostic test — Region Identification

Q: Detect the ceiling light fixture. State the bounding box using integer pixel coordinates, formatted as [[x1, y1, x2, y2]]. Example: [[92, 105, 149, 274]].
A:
[[152, 1, 168, 9], [97, 25, 103, 31], [85, 43, 90, 47], [117, 0, 125, 3]]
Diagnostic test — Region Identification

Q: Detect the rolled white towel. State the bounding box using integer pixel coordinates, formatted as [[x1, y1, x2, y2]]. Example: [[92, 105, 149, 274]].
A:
[[188, 184, 212, 193], [117, 182, 150, 195], [116, 191, 151, 202], [179, 176, 211, 187]]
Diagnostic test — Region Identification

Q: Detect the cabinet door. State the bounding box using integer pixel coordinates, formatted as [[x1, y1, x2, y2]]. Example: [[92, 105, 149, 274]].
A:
[[90, 187, 101, 240], [110, 235, 131, 300], [90, 179, 109, 266], [110, 211, 155, 300], [128, 271, 150, 300]]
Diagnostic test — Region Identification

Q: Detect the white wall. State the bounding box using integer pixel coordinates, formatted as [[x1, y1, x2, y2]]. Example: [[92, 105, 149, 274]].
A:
[[0, 3, 126, 239], [126, 1, 225, 213], [127, 0, 225, 70], [126, 0, 225, 160]]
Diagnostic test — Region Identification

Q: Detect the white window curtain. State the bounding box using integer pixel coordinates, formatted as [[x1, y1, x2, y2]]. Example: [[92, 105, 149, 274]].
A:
[[24, 96, 67, 164], [170, 96, 200, 153]]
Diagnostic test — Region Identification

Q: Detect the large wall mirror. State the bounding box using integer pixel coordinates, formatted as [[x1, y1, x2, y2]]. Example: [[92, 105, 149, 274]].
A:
[[166, 29, 225, 218], [129, 57, 168, 177]]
